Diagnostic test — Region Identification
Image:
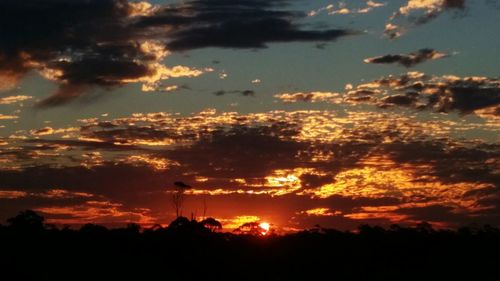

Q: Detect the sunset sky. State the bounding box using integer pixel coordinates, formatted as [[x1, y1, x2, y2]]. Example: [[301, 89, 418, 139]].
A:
[[0, 0, 499, 231]]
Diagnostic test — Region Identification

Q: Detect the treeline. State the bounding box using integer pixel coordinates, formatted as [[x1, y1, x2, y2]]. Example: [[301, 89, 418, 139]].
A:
[[1, 210, 499, 281]]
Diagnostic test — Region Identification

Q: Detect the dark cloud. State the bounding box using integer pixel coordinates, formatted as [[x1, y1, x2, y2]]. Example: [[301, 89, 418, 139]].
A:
[[0, 0, 154, 105], [396, 205, 465, 223], [277, 73, 500, 117], [138, 0, 354, 51], [213, 90, 256, 97], [343, 73, 500, 116], [364, 49, 449, 68], [166, 126, 307, 178], [381, 141, 500, 187], [0, 0, 354, 107], [444, 0, 466, 9]]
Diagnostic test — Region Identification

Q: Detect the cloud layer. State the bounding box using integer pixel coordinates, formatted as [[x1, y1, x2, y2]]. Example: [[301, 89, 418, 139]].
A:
[[1, 109, 498, 229], [276, 72, 500, 117], [0, 0, 353, 106]]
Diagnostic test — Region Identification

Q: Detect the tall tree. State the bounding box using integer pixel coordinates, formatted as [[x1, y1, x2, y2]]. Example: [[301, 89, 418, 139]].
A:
[[172, 181, 191, 217]]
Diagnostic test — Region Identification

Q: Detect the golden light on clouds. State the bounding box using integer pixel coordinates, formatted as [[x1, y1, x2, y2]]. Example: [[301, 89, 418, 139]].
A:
[[128, 1, 159, 17], [399, 0, 449, 15], [300, 154, 493, 212], [0, 114, 18, 120], [124, 155, 180, 171], [1, 107, 497, 229], [220, 215, 261, 230], [0, 190, 28, 199], [302, 208, 343, 216], [0, 0, 497, 234], [0, 95, 33, 105]]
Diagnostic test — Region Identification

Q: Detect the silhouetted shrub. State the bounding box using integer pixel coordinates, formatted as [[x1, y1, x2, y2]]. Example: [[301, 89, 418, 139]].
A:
[[1, 210, 499, 281]]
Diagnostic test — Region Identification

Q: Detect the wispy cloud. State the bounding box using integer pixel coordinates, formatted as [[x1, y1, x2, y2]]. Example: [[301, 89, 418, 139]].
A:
[[309, 1, 386, 17], [364, 49, 450, 67], [0, 95, 33, 105], [386, 0, 466, 38]]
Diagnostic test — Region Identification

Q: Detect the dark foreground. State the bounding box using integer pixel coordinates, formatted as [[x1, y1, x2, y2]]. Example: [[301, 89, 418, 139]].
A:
[[1, 211, 499, 281]]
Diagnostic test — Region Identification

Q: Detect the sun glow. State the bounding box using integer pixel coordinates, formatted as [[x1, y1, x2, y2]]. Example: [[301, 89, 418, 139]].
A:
[[259, 222, 270, 235]]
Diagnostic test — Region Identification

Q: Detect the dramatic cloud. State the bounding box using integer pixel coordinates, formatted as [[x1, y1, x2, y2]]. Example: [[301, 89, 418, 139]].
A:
[[0, 109, 498, 228], [347, 72, 500, 115], [140, 0, 355, 51], [364, 49, 449, 67], [0, 0, 353, 107], [386, 0, 466, 38], [277, 72, 500, 117]]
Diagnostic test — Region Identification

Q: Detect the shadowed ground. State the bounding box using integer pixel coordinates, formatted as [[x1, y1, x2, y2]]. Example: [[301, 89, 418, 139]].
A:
[[1, 210, 499, 281]]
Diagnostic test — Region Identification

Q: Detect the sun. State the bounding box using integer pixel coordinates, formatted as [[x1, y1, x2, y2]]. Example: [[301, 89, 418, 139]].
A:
[[259, 222, 270, 235]]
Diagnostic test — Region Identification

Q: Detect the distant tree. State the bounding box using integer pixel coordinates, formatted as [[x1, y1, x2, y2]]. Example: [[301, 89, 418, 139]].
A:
[[126, 223, 141, 234], [79, 223, 108, 235], [358, 224, 386, 236], [167, 216, 210, 235], [143, 224, 165, 235], [234, 222, 268, 236], [7, 210, 45, 231], [168, 216, 191, 230], [201, 218, 222, 232], [416, 221, 434, 234], [172, 181, 191, 217]]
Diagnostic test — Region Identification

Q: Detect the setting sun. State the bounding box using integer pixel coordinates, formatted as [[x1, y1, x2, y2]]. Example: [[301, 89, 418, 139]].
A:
[[259, 222, 270, 235]]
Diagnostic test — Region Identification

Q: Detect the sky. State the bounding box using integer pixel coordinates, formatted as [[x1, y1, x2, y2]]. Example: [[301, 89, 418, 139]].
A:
[[0, 0, 499, 231]]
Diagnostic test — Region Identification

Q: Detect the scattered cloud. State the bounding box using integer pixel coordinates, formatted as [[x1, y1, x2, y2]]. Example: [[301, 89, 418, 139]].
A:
[[213, 90, 256, 97], [275, 92, 342, 103], [300, 208, 342, 216], [0, 95, 33, 105], [0, 114, 18, 120], [142, 84, 180, 93], [386, 0, 467, 38], [309, 1, 387, 17], [276, 72, 500, 117], [364, 49, 449, 67], [345, 72, 500, 115], [30, 127, 79, 136], [219, 71, 228, 80], [0, 109, 498, 228], [0, 190, 28, 199]]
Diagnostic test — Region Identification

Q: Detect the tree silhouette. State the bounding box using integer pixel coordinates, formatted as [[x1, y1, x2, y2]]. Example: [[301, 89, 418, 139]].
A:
[[1, 210, 500, 281], [200, 218, 222, 232], [168, 216, 191, 229], [7, 210, 45, 231], [172, 181, 191, 217], [233, 222, 267, 236], [202, 198, 208, 219]]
